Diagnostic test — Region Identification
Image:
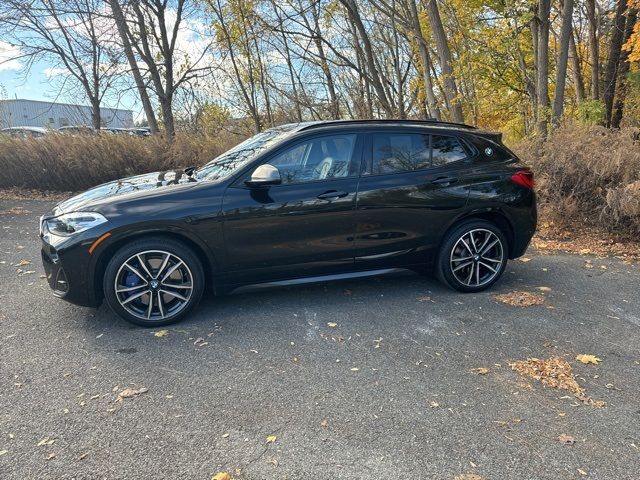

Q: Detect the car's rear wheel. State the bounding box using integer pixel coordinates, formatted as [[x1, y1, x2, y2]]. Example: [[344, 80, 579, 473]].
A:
[[437, 220, 508, 292], [103, 238, 205, 326]]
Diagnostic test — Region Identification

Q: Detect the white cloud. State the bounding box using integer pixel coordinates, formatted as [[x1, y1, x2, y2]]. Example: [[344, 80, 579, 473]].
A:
[[43, 67, 69, 78], [0, 41, 22, 72]]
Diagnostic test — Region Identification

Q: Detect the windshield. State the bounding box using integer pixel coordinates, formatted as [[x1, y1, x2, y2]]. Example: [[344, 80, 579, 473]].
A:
[[195, 128, 296, 181]]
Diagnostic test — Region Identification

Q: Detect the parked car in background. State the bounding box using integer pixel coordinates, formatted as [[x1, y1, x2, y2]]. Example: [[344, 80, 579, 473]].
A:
[[128, 127, 151, 137], [57, 125, 96, 135], [1, 126, 47, 138], [40, 119, 536, 326]]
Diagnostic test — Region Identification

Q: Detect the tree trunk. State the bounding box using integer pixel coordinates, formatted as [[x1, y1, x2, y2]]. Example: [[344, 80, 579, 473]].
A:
[[409, 0, 440, 119], [340, 0, 394, 117], [569, 30, 586, 103], [585, 0, 600, 100], [90, 97, 101, 130], [424, 0, 464, 122], [108, 0, 158, 134], [536, 0, 551, 136], [161, 96, 175, 139], [603, 0, 628, 127], [552, 0, 574, 126], [611, 9, 638, 128], [310, 2, 339, 119]]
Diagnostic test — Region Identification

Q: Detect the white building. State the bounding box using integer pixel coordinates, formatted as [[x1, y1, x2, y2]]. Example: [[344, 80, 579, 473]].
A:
[[0, 99, 134, 129]]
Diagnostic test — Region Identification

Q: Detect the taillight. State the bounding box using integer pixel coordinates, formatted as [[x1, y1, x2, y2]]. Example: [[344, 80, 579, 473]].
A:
[[511, 170, 534, 190]]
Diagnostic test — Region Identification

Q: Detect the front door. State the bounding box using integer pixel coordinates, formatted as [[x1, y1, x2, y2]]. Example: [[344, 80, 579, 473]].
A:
[[220, 132, 363, 284]]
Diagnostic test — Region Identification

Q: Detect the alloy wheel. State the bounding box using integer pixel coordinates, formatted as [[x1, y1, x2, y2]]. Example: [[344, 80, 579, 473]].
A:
[[449, 228, 504, 287], [114, 250, 194, 321]]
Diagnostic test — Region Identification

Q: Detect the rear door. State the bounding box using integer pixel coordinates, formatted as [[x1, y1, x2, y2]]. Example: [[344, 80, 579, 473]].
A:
[[220, 131, 363, 284], [353, 129, 471, 269]]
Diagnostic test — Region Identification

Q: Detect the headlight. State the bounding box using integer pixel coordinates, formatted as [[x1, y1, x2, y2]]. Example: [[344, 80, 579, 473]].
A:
[[45, 212, 107, 236]]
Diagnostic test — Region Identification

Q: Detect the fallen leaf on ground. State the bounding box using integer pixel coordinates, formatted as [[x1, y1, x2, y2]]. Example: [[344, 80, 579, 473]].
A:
[[266, 435, 277, 444], [211, 472, 232, 480], [577, 468, 588, 476], [78, 452, 89, 460], [417, 296, 434, 302], [37, 437, 55, 447], [430, 401, 440, 408], [327, 322, 337, 327], [221, 433, 230, 438], [510, 357, 604, 407], [154, 330, 169, 337], [471, 367, 489, 375], [46, 452, 56, 460], [455, 475, 486, 480], [14, 259, 30, 267], [519, 257, 532, 262], [0, 450, 7, 456], [576, 354, 601, 365], [117, 387, 148, 401], [320, 419, 328, 428], [537, 286, 552, 292], [558, 434, 575, 445], [494, 291, 545, 307]]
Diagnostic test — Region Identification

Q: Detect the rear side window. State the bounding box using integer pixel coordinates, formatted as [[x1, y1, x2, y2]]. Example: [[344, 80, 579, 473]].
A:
[[368, 133, 467, 175], [432, 135, 467, 167]]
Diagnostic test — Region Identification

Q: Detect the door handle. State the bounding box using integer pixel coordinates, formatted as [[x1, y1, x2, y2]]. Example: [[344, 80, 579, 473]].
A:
[[317, 190, 348, 200], [431, 176, 458, 186]]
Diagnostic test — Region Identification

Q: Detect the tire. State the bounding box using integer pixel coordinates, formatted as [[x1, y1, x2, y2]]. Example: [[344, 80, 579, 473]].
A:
[[103, 237, 205, 327], [436, 220, 508, 293]]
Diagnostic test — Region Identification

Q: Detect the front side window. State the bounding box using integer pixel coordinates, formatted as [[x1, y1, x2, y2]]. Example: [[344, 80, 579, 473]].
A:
[[267, 134, 357, 185], [369, 132, 467, 175]]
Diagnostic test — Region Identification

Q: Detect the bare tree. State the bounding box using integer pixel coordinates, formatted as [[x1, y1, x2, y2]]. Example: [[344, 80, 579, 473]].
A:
[[552, 0, 575, 126], [107, 0, 158, 133], [536, 0, 551, 136], [585, 0, 600, 100], [424, 0, 463, 122], [122, 0, 213, 138], [0, 0, 123, 129]]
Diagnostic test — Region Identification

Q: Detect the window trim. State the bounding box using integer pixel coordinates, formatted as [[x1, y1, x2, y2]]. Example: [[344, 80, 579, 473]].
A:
[[362, 129, 471, 177]]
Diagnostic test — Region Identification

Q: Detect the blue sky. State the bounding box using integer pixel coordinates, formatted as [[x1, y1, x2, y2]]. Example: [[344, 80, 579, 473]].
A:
[[0, 55, 143, 118]]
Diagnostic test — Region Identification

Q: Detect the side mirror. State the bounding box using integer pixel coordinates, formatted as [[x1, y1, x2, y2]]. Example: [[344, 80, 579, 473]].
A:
[[246, 164, 281, 187]]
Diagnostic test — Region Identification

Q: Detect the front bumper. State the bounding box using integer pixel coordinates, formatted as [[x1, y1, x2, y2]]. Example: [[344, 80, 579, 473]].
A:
[[41, 233, 102, 308]]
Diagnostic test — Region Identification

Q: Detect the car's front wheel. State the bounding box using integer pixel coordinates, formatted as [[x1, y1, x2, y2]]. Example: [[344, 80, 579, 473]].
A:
[[103, 237, 205, 326], [437, 220, 508, 292]]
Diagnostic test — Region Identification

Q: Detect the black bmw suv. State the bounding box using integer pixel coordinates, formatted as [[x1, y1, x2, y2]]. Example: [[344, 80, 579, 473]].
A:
[[40, 120, 536, 326]]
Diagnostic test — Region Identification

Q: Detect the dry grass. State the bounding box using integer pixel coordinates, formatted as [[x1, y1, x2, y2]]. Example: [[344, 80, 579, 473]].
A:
[[513, 123, 640, 234], [0, 131, 243, 192]]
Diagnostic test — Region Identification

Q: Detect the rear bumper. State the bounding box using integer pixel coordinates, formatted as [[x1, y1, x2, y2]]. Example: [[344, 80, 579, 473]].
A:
[[41, 237, 101, 308], [509, 192, 537, 258]]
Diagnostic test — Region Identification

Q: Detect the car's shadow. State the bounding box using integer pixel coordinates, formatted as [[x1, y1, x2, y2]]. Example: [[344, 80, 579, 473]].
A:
[[82, 263, 528, 337]]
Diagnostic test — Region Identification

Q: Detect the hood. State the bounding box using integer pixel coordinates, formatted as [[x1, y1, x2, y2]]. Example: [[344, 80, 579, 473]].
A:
[[51, 169, 198, 216]]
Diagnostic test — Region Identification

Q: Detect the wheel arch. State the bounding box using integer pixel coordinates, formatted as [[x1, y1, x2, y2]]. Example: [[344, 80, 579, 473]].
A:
[[91, 230, 216, 305], [440, 209, 516, 258]]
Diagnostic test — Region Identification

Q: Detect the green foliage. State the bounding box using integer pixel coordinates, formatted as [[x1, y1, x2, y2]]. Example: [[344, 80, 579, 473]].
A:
[[575, 100, 605, 125], [195, 102, 231, 135]]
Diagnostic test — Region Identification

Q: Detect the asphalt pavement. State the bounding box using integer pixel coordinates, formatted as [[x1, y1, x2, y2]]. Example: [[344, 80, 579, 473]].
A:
[[1, 198, 639, 480]]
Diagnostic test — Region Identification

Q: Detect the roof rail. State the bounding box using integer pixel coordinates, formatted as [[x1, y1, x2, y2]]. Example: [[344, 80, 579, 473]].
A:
[[297, 119, 478, 131]]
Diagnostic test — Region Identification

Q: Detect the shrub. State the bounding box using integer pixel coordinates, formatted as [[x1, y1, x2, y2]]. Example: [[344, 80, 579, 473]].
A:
[[0, 131, 244, 192], [513, 123, 640, 234]]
